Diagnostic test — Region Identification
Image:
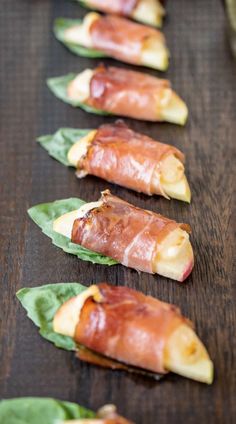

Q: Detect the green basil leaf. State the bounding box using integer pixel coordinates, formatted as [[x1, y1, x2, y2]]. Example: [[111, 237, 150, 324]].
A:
[[27, 198, 117, 266], [0, 397, 94, 423], [54, 17, 106, 58], [37, 128, 91, 166], [17, 282, 87, 350], [47, 73, 110, 115]]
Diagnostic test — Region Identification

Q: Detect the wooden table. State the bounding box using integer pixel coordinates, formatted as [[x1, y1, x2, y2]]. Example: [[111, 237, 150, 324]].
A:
[[0, 0, 235, 422]]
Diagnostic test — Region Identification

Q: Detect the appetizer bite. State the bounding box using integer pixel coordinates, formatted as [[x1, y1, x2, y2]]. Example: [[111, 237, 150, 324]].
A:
[[0, 397, 132, 423], [47, 65, 188, 125], [77, 0, 166, 27], [53, 283, 213, 384], [54, 13, 169, 70], [52, 190, 194, 281], [38, 121, 191, 202]]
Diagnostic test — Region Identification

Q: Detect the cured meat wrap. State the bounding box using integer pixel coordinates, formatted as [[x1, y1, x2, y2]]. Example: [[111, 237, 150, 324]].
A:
[[67, 121, 191, 202], [54, 283, 213, 383], [53, 190, 194, 281], [55, 12, 169, 70], [48, 65, 188, 124], [78, 0, 165, 27]]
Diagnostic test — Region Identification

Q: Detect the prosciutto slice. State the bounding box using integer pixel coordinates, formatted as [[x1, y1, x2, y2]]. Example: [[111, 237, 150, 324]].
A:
[[89, 15, 164, 64], [87, 0, 138, 15], [74, 283, 187, 374], [78, 121, 184, 195], [87, 65, 170, 121], [71, 190, 190, 273]]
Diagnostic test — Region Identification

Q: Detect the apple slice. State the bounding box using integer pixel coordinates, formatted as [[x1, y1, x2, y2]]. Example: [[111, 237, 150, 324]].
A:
[[160, 154, 191, 203], [164, 324, 214, 384], [54, 288, 213, 384], [53, 203, 193, 281], [141, 36, 169, 71], [53, 201, 103, 238], [67, 130, 97, 167], [67, 69, 94, 102], [64, 12, 99, 48], [153, 227, 194, 282], [132, 0, 165, 27], [162, 175, 191, 203], [159, 91, 188, 126], [53, 285, 102, 337], [151, 154, 191, 202]]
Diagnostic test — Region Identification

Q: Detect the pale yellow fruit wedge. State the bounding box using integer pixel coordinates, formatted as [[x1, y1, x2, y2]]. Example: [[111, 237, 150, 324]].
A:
[[67, 69, 94, 102], [132, 0, 165, 27], [162, 175, 191, 203], [141, 36, 169, 71], [53, 285, 102, 337], [53, 210, 79, 239], [53, 201, 103, 238], [159, 91, 188, 125], [64, 12, 99, 48], [164, 324, 214, 384], [67, 130, 97, 167], [153, 228, 194, 281], [159, 154, 191, 203], [161, 155, 185, 184]]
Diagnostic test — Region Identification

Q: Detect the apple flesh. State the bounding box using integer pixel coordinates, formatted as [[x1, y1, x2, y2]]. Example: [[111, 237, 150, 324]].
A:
[[153, 227, 194, 282], [67, 69, 94, 102], [54, 288, 213, 384], [53, 201, 103, 239], [53, 285, 102, 337], [67, 130, 97, 167], [141, 36, 169, 71], [159, 91, 188, 125], [64, 12, 99, 48], [159, 154, 191, 203], [132, 0, 165, 27], [164, 324, 214, 384]]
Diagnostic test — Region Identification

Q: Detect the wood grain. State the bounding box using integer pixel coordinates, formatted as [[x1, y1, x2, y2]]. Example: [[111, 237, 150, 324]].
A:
[[0, 0, 235, 423]]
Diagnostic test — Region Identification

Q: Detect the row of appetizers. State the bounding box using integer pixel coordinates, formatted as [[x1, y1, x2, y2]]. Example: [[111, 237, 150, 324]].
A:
[[8, 8, 213, 424]]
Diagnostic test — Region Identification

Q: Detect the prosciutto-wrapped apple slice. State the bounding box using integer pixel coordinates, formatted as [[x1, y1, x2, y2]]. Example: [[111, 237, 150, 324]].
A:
[[54, 284, 213, 384], [0, 398, 132, 424], [53, 190, 194, 281], [55, 13, 169, 70], [48, 65, 188, 124], [67, 121, 191, 202], [64, 404, 133, 424], [78, 0, 165, 27]]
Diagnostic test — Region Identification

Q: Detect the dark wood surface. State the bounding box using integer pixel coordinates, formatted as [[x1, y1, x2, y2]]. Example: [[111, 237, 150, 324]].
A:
[[0, 0, 235, 423]]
